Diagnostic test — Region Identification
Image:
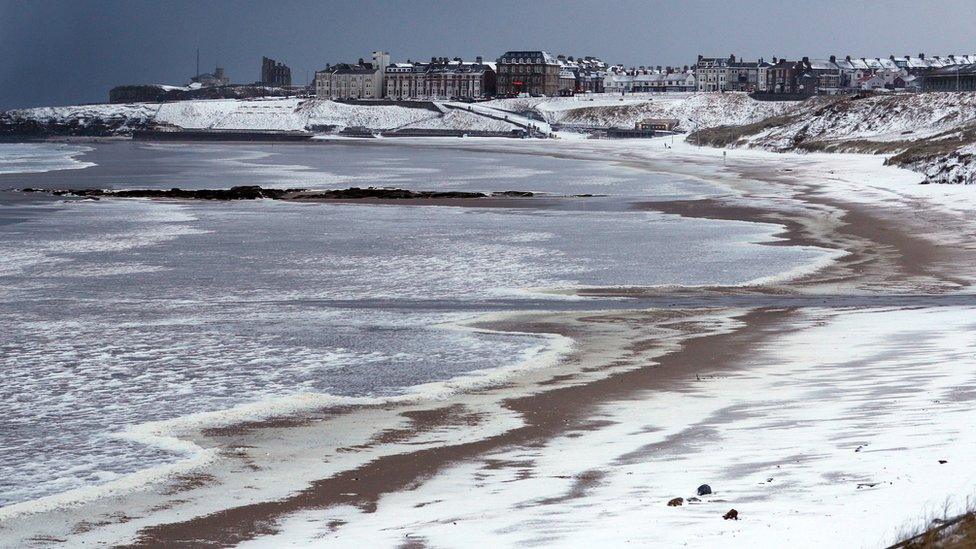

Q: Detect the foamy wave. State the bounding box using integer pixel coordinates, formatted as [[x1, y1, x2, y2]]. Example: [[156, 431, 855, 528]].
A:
[[0, 317, 574, 519], [0, 143, 95, 175]]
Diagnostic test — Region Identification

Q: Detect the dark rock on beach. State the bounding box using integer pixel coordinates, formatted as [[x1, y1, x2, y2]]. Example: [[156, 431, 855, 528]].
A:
[[723, 509, 739, 520], [41, 186, 305, 200], [667, 497, 684, 507], [697, 484, 712, 496], [23, 186, 544, 202], [291, 187, 489, 200]]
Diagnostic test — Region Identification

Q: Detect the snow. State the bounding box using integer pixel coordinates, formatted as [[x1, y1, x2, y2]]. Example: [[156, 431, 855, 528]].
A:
[[400, 109, 518, 131], [260, 306, 976, 549], [745, 93, 976, 146], [480, 92, 795, 130], [303, 100, 439, 130], [712, 92, 976, 184], [1, 103, 159, 131]]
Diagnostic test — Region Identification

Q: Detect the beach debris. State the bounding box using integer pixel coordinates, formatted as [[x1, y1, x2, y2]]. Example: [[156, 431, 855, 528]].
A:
[[723, 509, 739, 520], [939, 459, 948, 464], [855, 445, 864, 452], [688, 497, 701, 503], [667, 497, 684, 507], [766, 477, 774, 483], [856, 482, 879, 489], [697, 484, 712, 496]]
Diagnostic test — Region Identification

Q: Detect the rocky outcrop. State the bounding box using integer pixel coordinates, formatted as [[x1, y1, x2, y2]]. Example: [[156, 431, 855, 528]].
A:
[[290, 188, 535, 200], [21, 186, 537, 201], [23, 186, 304, 200]]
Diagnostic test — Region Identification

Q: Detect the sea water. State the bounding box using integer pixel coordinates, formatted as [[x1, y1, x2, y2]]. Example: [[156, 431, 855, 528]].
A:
[[0, 141, 827, 507]]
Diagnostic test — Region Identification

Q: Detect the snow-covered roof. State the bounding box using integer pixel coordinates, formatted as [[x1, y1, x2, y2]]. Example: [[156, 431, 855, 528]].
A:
[[808, 59, 839, 71], [497, 51, 558, 65]]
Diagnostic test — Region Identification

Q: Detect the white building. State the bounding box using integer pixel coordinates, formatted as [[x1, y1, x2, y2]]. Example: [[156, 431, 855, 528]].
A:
[[695, 55, 729, 92], [605, 67, 695, 94], [604, 71, 633, 94], [315, 51, 390, 100]]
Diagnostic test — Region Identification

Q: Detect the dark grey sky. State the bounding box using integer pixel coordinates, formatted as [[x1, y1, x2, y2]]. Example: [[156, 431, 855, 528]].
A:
[[1, 0, 974, 109]]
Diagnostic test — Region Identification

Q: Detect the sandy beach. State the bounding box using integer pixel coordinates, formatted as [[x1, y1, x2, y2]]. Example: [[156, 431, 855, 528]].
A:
[[3, 136, 976, 548]]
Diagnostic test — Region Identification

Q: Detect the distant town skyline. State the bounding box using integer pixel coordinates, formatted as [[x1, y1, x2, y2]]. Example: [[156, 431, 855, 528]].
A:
[[1, 0, 975, 109]]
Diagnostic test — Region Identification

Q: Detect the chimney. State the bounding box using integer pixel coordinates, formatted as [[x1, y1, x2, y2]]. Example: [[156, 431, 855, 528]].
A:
[[476, 56, 483, 64], [846, 55, 852, 62], [829, 55, 836, 63], [919, 53, 925, 59], [802, 56, 809, 63], [889, 54, 895, 60]]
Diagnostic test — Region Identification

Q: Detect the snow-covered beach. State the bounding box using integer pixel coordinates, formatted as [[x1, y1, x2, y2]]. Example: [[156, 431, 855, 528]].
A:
[[1, 132, 975, 547]]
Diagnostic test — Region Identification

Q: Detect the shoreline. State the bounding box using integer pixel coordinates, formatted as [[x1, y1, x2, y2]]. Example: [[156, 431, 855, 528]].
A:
[[3, 137, 976, 547]]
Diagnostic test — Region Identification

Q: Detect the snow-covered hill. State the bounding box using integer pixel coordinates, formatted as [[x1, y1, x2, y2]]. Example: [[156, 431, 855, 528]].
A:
[[1, 98, 491, 135], [482, 92, 795, 130], [690, 92, 976, 184], [0, 103, 159, 135]]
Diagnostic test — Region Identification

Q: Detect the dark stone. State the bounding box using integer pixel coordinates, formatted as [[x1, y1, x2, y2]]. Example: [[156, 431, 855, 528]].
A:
[[28, 186, 540, 203], [667, 497, 683, 507], [697, 484, 712, 496], [32, 186, 306, 201], [723, 509, 739, 520], [293, 187, 489, 200]]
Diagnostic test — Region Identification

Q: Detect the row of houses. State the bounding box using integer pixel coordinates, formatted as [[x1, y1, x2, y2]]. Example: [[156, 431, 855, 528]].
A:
[[695, 53, 976, 96], [310, 49, 976, 101], [604, 67, 697, 94], [315, 50, 633, 100]]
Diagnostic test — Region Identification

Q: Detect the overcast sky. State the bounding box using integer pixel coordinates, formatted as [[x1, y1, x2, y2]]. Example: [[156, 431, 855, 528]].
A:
[[1, 0, 974, 109]]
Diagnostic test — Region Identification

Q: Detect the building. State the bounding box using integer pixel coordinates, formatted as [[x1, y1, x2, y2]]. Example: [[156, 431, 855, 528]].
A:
[[923, 64, 976, 92], [571, 56, 608, 93], [637, 118, 680, 131], [191, 66, 230, 88], [495, 51, 561, 96], [554, 55, 608, 94], [315, 51, 389, 100], [261, 57, 292, 87], [756, 59, 772, 92], [766, 58, 818, 95], [605, 66, 695, 94], [371, 51, 390, 96], [604, 69, 633, 94], [695, 55, 729, 91], [316, 62, 378, 99], [725, 57, 760, 91], [384, 57, 496, 100], [557, 67, 577, 95], [807, 57, 842, 92]]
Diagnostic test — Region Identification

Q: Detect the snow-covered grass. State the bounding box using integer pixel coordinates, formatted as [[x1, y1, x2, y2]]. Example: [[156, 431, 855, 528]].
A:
[[690, 92, 976, 184], [484, 92, 795, 130], [400, 109, 517, 131], [303, 100, 440, 130]]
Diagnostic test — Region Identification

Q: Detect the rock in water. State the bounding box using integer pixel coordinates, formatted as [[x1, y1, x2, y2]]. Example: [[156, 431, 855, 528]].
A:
[[723, 509, 739, 520], [697, 484, 712, 496], [667, 497, 683, 507]]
